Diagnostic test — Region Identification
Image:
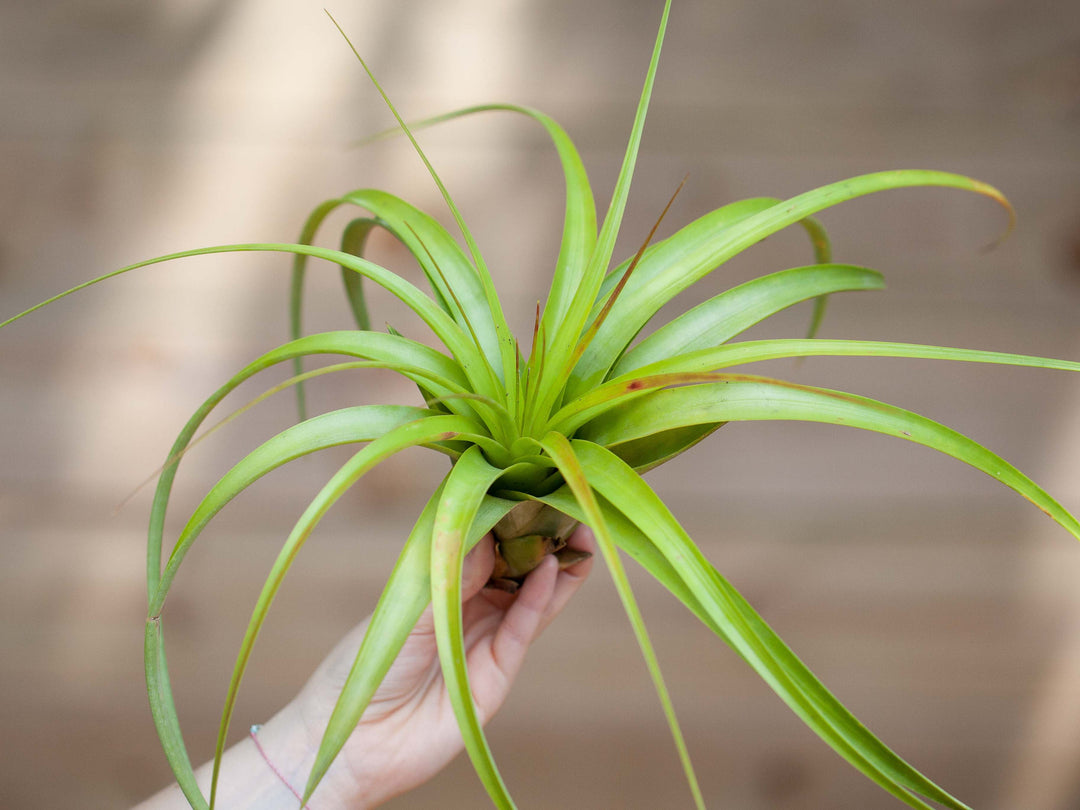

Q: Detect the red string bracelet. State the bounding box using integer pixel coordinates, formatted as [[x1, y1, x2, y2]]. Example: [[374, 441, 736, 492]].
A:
[[249, 724, 309, 808]]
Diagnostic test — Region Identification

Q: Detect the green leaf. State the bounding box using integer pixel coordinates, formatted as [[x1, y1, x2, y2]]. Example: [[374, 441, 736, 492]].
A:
[[606, 423, 724, 473], [289, 203, 453, 415], [535, 431, 706, 810], [579, 376, 1080, 543], [429, 446, 515, 808], [548, 371, 715, 437], [570, 440, 972, 810], [533, 485, 961, 809], [285, 200, 454, 414], [552, 338, 1080, 436], [793, 214, 833, 339], [289, 197, 347, 419], [567, 170, 1011, 398], [326, 12, 517, 404], [150, 363, 460, 480], [153, 405, 443, 612], [144, 329, 492, 614], [528, 0, 673, 431], [151, 412, 478, 620], [341, 189, 504, 380], [339, 218, 377, 331], [531, 487, 698, 609], [0, 241, 502, 402], [201, 415, 475, 808], [304, 485, 516, 803], [353, 102, 597, 330], [571, 196, 795, 394], [617, 338, 1080, 380], [588, 200, 834, 345], [611, 264, 883, 377], [145, 618, 209, 810], [284, 200, 457, 420]]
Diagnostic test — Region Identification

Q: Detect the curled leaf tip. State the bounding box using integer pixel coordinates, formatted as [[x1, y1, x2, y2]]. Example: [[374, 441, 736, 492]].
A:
[[971, 180, 1016, 252]]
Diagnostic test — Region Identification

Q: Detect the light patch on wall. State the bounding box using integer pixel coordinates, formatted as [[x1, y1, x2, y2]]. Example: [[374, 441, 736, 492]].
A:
[[59, 1, 393, 489]]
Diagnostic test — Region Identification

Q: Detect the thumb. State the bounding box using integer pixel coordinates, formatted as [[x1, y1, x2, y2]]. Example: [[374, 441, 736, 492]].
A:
[[459, 534, 495, 601]]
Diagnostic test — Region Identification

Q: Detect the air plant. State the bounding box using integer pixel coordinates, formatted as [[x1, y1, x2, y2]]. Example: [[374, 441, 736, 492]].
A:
[[3, 1, 1078, 808]]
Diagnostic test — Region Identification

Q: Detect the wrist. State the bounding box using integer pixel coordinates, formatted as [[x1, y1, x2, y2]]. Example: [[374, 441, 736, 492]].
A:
[[251, 701, 369, 810]]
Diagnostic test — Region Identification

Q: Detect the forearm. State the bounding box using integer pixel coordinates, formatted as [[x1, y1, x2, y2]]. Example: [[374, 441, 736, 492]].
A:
[[134, 702, 366, 810]]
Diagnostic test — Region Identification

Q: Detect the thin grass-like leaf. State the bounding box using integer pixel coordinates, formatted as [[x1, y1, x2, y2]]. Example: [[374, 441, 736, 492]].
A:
[[567, 171, 1012, 397], [611, 264, 883, 377], [287, 198, 454, 416], [620, 338, 1080, 380], [289, 197, 347, 419], [326, 13, 518, 400], [342, 189, 503, 378], [144, 330, 487, 602], [203, 415, 475, 808], [118, 362, 424, 513], [531, 485, 967, 809], [339, 217, 377, 331], [428, 446, 515, 808], [795, 214, 833, 339], [579, 376, 1080, 542], [568, 441, 971, 810], [529, 0, 673, 425], [151, 413, 479, 619], [290, 212, 380, 416], [565, 174, 688, 383], [153, 405, 441, 605], [143, 406, 475, 807], [552, 338, 1080, 435], [535, 431, 706, 810], [588, 197, 826, 321], [353, 102, 597, 331], [0, 242, 506, 402], [146, 362, 452, 486], [549, 371, 726, 437], [304, 486, 515, 803], [145, 618, 209, 810]]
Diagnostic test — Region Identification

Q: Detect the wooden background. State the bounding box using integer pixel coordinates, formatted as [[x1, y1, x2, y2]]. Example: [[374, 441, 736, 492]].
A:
[[1, 1, 1079, 807]]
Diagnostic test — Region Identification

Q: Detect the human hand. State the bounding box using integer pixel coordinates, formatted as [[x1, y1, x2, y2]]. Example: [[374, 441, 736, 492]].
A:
[[292, 526, 596, 808]]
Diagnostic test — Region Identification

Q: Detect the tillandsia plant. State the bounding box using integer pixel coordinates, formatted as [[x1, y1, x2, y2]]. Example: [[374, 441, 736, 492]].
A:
[[4, 1, 1080, 808]]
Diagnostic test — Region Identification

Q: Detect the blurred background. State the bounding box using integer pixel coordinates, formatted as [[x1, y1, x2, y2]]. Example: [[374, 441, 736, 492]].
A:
[[1, 0, 1079, 807]]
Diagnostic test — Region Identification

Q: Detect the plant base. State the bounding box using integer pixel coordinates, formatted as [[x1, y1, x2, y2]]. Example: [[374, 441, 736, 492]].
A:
[[486, 501, 589, 592]]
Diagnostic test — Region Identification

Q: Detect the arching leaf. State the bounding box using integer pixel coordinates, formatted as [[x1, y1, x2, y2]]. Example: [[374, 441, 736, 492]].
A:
[[304, 487, 515, 803], [612, 264, 882, 377], [569, 441, 974, 810], [428, 447, 515, 808]]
